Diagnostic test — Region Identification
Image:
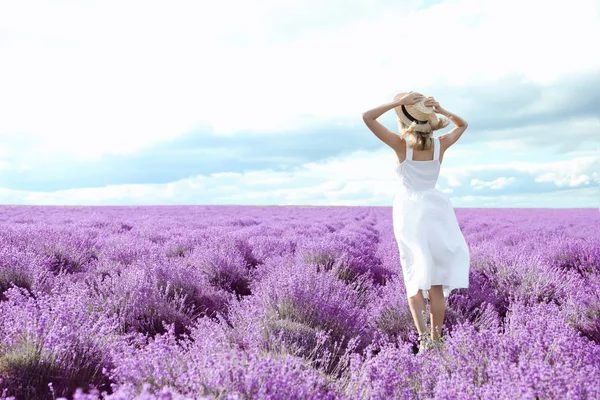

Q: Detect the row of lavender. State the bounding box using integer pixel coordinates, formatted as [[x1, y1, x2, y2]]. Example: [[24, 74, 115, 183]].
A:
[[0, 205, 599, 399]]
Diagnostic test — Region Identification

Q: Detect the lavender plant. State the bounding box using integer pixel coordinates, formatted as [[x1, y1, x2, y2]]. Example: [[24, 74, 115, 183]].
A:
[[0, 206, 598, 399]]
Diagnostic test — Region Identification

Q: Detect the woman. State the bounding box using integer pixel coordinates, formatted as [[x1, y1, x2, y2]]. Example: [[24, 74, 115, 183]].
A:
[[362, 91, 470, 353]]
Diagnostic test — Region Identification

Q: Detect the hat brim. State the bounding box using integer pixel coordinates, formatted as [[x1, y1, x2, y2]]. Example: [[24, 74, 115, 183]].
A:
[[394, 93, 434, 132]]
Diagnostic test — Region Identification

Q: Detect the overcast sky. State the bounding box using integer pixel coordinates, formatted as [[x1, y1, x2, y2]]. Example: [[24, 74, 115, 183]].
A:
[[1, 0, 599, 207]]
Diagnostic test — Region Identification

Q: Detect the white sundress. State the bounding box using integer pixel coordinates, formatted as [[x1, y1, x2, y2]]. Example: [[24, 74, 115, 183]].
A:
[[392, 136, 470, 300]]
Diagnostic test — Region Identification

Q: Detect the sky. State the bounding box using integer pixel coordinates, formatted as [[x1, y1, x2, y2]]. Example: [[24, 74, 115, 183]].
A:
[[0, 0, 599, 208]]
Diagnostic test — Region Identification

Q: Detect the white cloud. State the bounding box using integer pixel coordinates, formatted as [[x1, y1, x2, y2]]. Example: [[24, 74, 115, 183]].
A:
[[451, 187, 600, 208], [471, 177, 517, 190], [442, 155, 600, 190], [1, 146, 597, 207], [1, 0, 599, 207], [475, 117, 600, 152], [535, 173, 592, 188], [0, 146, 398, 205], [1, 0, 599, 160]]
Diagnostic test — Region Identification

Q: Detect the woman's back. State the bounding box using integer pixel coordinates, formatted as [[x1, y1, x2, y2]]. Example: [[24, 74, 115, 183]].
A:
[[394, 137, 442, 192]]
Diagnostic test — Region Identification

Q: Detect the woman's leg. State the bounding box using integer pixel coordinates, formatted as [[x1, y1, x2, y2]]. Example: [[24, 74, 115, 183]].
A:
[[428, 285, 445, 341], [408, 289, 428, 335]]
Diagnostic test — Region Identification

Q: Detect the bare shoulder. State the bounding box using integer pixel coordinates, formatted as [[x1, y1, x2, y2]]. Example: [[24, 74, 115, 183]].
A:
[[394, 134, 407, 151], [389, 132, 406, 154], [393, 137, 407, 162], [437, 134, 450, 154]]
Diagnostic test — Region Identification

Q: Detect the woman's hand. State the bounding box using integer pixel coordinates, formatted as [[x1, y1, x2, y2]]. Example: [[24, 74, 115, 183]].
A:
[[424, 96, 440, 110], [425, 96, 450, 115], [398, 91, 425, 106]]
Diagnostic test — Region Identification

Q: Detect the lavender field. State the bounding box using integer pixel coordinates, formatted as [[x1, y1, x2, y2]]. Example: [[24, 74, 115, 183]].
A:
[[0, 205, 599, 399]]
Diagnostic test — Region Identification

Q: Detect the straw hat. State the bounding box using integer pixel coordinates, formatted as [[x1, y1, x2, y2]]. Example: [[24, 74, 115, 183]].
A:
[[393, 92, 448, 133]]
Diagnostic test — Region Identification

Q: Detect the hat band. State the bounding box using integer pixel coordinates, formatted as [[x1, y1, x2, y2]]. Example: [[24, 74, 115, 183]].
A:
[[401, 105, 428, 124]]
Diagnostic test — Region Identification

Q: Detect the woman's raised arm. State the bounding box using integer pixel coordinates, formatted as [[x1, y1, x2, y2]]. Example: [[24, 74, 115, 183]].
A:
[[362, 92, 424, 150], [424, 97, 468, 148]]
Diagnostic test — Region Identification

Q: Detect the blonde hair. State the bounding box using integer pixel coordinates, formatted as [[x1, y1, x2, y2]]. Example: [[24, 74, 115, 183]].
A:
[[402, 121, 433, 151], [399, 117, 449, 151]]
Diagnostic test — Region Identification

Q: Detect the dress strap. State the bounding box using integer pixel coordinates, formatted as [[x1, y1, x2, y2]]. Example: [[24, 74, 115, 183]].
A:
[[433, 137, 440, 161], [406, 144, 413, 161]]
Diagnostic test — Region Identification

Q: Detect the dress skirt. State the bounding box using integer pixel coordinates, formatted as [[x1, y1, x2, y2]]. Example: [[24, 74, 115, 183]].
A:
[[392, 187, 470, 300]]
